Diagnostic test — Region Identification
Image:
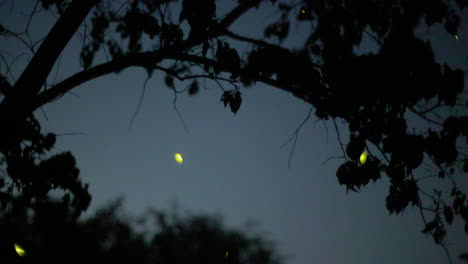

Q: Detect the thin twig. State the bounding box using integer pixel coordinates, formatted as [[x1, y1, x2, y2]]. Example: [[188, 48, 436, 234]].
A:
[[281, 107, 314, 169], [172, 86, 190, 135], [409, 106, 443, 126], [321, 155, 345, 166], [129, 76, 150, 129], [332, 118, 347, 161], [24, 0, 40, 35], [55, 132, 88, 136]]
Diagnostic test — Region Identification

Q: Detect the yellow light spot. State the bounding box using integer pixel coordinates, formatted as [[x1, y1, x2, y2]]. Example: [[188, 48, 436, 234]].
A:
[[226, 251, 229, 257], [174, 153, 183, 164], [360, 152, 368, 165], [455, 35, 459, 40], [301, 9, 305, 14], [14, 243, 25, 257]]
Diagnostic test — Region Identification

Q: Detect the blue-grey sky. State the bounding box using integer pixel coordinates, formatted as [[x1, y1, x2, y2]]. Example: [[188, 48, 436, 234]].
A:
[[1, 1, 467, 264]]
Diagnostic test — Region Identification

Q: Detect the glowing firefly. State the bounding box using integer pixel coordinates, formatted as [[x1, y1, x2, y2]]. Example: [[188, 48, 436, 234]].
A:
[[174, 153, 183, 164], [301, 9, 305, 14], [455, 35, 459, 40], [360, 151, 368, 165], [226, 251, 229, 257], [14, 243, 25, 257]]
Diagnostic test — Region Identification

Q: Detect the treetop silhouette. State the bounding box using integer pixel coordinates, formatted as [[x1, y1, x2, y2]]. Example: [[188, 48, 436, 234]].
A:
[[0, 0, 467, 262]]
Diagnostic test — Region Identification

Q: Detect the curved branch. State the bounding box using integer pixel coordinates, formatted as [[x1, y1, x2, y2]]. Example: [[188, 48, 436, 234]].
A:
[[25, 0, 264, 113], [224, 30, 322, 69], [224, 30, 277, 48], [153, 65, 237, 84], [1, 0, 100, 109], [33, 52, 312, 111], [409, 106, 443, 126]]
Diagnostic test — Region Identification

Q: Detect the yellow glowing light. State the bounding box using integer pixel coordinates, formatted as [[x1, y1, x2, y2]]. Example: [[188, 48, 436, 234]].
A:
[[360, 152, 368, 165], [174, 153, 183, 164], [301, 9, 305, 14], [226, 251, 229, 257], [455, 35, 459, 40], [14, 243, 25, 257]]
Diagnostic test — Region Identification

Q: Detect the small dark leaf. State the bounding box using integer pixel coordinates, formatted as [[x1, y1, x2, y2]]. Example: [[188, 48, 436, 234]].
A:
[[142, 14, 161, 39], [202, 41, 209, 58], [0, 24, 5, 33], [421, 220, 438, 234], [80, 47, 95, 69], [43, 133, 56, 151], [264, 19, 290, 42], [164, 75, 174, 89], [221, 91, 232, 108], [433, 225, 446, 244], [229, 91, 242, 114], [453, 197, 464, 214], [188, 81, 199, 96], [461, 206, 468, 222], [444, 205, 454, 225], [438, 170, 445, 178]]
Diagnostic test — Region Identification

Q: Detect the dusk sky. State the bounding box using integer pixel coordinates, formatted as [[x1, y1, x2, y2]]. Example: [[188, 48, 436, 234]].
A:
[[1, 1, 467, 263]]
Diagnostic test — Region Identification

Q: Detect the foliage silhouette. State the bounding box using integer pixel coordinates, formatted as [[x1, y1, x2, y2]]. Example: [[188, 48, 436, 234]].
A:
[[0, 196, 284, 264], [0, 0, 467, 262]]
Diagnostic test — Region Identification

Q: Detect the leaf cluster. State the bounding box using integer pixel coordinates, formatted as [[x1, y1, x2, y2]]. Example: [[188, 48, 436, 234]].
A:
[[221, 90, 242, 114], [0, 114, 91, 221]]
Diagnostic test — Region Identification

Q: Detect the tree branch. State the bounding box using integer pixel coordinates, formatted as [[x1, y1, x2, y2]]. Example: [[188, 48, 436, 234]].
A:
[[33, 53, 312, 111], [224, 30, 277, 48], [409, 106, 443, 126], [224, 30, 322, 68], [0, 0, 100, 123], [30, 1, 307, 113], [152, 65, 237, 84], [332, 118, 347, 161]]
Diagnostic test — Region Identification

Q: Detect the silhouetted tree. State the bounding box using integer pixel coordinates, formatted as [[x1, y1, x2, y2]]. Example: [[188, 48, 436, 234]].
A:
[[0, 196, 284, 264], [0, 0, 467, 262]]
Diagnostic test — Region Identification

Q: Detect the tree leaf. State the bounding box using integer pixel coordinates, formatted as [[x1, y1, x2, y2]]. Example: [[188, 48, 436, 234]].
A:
[[438, 170, 444, 178], [444, 205, 454, 225], [421, 219, 438, 234], [221, 91, 232, 108], [164, 75, 174, 89], [461, 206, 468, 222], [433, 225, 447, 244], [229, 91, 242, 114], [202, 41, 209, 58], [453, 197, 464, 214], [188, 81, 199, 96]]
